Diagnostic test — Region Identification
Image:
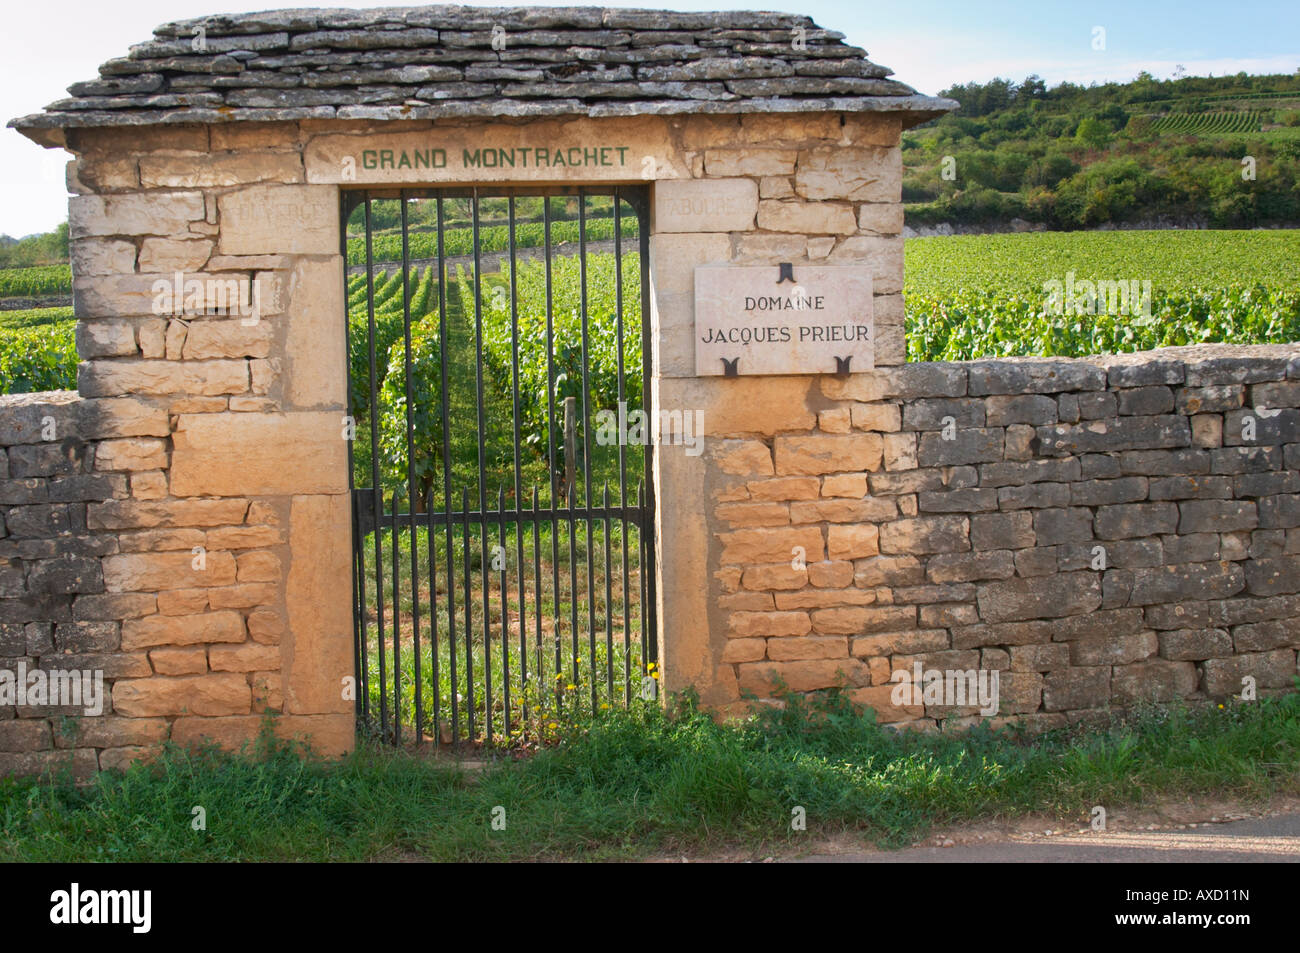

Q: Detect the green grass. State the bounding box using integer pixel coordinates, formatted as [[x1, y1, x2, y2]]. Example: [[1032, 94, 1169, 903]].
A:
[[3, 689, 1297, 861]]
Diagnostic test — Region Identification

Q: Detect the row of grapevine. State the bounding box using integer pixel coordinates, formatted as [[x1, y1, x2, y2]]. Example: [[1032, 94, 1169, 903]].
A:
[[905, 229, 1300, 296], [0, 306, 75, 330], [0, 321, 76, 393], [1148, 111, 1265, 134], [345, 213, 639, 266], [347, 250, 644, 497], [0, 265, 73, 298], [905, 230, 1300, 362]]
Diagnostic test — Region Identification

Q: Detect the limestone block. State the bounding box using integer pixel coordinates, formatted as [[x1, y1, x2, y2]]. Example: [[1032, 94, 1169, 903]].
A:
[[738, 658, 869, 693], [137, 238, 213, 273], [774, 434, 883, 475], [113, 674, 251, 717], [795, 146, 901, 202], [217, 184, 338, 255], [210, 122, 301, 151], [169, 412, 347, 496], [103, 551, 237, 593], [738, 113, 842, 143], [71, 239, 137, 276], [759, 176, 794, 198], [653, 178, 757, 232], [69, 192, 204, 238], [79, 359, 248, 397], [181, 320, 274, 360], [75, 320, 137, 358], [662, 375, 816, 436], [857, 203, 904, 235], [703, 149, 797, 176], [718, 526, 825, 565], [69, 155, 139, 192], [150, 646, 208, 675], [826, 234, 903, 294], [121, 611, 245, 649], [731, 232, 809, 261], [93, 437, 168, 472], [210, 642, 281, 672], [283, 494, 353, 715], [139, 152, 303, 189], [767, 636, 850, 661], [756, 200, 856, 235], [976, 573, 1103, 623], [648, 232, 731, 296], [284, 257, 347, 408], [87, 498, 248, 531], [52, 716, 168, 749], [880, 516, 970, 555]]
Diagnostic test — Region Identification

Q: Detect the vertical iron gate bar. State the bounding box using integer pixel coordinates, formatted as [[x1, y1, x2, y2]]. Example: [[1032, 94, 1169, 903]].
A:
[[638, 481, 649, 680], [532, 485, 542, 705], [508, 196, 527, 729], [498, 485, 510, 736], [637, 194, 658, 671], [578, 190, 598, 716], [544, 199, 562, 714], [462, 487, 474, 741], [352, 493, 368, 725], [614, 190, 631, 707], [341, 195, 368, 729], [424, 488, 440, 745], [436, 196, 457, 747], [345, 186, 657, 745], [400, 191, 422, 746], [389, 495, 402, 744], [604, 482, 613, 696], [363, 197, 389, 740], [470, 192, 493, 744]]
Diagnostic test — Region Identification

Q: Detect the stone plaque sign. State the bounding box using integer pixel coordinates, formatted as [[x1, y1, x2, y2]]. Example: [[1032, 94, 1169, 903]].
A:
[[304, 118, 691, 184], [693, 264, 874, 376]]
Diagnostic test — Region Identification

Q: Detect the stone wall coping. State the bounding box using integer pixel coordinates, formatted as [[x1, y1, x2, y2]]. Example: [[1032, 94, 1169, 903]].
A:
[[9, 5, 957, 147]]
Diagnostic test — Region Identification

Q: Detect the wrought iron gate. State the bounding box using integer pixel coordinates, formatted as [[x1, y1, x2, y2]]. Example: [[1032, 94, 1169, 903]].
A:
[[343, 186, 657, 747]]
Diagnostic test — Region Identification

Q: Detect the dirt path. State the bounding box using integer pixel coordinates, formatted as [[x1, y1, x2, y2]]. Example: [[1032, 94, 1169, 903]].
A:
[[656, 795, 1300, 863]]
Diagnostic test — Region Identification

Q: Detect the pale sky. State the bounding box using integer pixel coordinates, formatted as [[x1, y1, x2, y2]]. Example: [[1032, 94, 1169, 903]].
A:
[[2, 0, 1297, 237]]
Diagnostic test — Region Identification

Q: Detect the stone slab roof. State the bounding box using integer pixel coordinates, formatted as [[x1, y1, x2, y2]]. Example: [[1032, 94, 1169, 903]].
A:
[[10, 6, 956, 146]]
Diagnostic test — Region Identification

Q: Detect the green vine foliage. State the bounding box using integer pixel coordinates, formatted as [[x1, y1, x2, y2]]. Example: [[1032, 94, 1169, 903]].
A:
[[0, 322, 76, 393]]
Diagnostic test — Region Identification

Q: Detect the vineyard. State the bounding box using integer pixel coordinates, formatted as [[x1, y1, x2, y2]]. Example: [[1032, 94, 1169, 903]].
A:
[[0, 265, 72, 298], [346, 249, 644, 498], [4, 229, 1300, 397], [1147, 110, 1266, 134], [905, 229, 1300, 361], [346, 212, 637, 266]]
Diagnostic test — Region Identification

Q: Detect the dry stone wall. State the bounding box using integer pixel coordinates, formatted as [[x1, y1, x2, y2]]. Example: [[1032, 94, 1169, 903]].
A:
[[2, 121, 357, 777], [0, 391, 336, 775], [696, 346, 1300, 729]]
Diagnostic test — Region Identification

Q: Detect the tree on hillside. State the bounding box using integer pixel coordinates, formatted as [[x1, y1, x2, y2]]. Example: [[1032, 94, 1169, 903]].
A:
[[1074, 117, 1113, 149]]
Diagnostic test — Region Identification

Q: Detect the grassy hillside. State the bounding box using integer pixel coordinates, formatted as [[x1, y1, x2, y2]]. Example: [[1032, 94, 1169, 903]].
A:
[[904, 72, 1300, 228]]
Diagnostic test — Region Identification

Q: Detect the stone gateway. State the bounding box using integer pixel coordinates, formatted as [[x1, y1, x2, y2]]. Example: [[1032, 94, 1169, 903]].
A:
[[3, 6, 1297, 776]]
